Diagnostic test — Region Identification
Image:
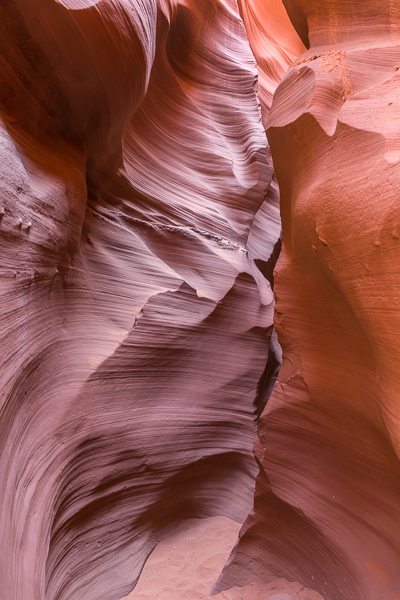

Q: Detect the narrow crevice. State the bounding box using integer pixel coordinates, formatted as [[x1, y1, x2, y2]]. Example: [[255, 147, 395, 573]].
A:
[[253, 231, 283, 421], [254, 232, 282, 291], [254, 326, 282, 421]]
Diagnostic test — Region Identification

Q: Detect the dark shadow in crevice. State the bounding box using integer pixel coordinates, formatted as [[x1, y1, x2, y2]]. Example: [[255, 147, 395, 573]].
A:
[[253, 230, 283, 421], [254, 326, 282, 421], [254, 232, 282, 291]]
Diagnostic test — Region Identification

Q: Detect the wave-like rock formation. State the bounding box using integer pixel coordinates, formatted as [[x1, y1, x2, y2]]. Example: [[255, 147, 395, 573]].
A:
[[237, 0, 305, 124], [0, 1, 285, 599], [3, 0, 400, 599], [214, 2, 400, 600]]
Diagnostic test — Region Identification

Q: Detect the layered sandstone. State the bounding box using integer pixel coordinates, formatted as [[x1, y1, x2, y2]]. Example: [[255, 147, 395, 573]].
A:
[[0, 1, 282, 599], [3, 1, 400, 600], [214, 2, 400, 600]]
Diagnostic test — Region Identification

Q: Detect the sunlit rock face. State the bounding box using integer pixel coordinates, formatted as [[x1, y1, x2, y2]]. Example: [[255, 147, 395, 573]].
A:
[[214, 2, 400, 600], [0, 1, 283, 599], [237, 0, 305, 124]]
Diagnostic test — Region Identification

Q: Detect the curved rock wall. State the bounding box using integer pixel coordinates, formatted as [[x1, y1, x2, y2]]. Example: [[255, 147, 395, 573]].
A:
[[0, 1, 283, 599], [214, 2, 400, 600], [3, 1, 399, 599]]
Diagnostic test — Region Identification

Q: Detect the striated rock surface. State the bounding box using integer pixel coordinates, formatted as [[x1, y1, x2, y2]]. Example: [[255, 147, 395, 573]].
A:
[[4, 0, 400, 599], [237, 0, 305, 124], [214, 2, 400, 600], [0, 1, 283, 599]]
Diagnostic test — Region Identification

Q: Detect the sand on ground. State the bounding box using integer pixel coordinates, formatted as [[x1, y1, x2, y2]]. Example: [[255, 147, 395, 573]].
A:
[[122, 516, 326, 600]]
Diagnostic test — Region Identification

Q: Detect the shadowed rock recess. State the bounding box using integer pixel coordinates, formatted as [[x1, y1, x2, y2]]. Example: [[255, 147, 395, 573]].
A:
[[0, 2, 399, 600]]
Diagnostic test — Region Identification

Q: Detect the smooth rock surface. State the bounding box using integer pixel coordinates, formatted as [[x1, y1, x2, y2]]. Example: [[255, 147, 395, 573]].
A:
[[214, 2, 400, 600]]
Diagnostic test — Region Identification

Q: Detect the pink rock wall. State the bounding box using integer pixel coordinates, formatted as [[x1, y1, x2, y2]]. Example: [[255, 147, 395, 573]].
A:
[[0, 1, 282, 599], [3, 1, 400, 600], [214, 2, 400, 600]]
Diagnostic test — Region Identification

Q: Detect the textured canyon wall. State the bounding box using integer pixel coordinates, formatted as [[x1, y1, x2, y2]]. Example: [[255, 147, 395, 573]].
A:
[[3, 1, 400, 600], [214, 2, 400, 600], [0, 1, 287, 599]]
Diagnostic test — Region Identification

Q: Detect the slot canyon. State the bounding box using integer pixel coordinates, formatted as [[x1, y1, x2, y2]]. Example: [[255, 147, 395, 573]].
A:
[[1, 1, 400, 599]]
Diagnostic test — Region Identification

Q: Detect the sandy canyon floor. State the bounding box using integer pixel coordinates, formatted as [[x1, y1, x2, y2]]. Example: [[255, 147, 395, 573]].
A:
[[123, 517, 326, 600]]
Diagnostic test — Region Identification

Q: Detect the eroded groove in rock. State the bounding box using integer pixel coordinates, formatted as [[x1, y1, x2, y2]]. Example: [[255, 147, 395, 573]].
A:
[[237, 0, 305, 124], [0, 1, 283, 599], [215, 2, 400, 600]]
